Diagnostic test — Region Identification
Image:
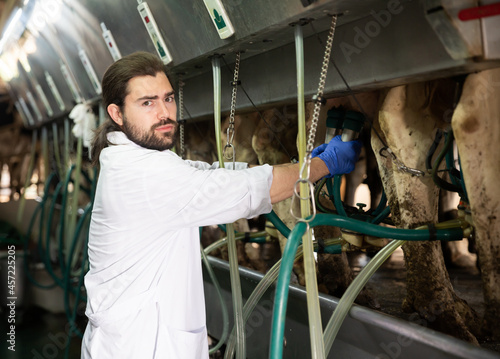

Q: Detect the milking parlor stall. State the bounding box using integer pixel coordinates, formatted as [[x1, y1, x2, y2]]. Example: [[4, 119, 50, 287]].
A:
[[0, 0, 499, 358]]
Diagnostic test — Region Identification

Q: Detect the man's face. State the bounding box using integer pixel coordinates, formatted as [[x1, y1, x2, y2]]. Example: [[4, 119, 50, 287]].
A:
[[111, 72, 178, 151]]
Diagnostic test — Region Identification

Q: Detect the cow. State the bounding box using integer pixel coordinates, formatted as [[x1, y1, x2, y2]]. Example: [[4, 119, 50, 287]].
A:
[[186, 72, 498, 344], [451, 67, 500, 340], [0, 112, 38, 202], [372, 79, 481, 343]]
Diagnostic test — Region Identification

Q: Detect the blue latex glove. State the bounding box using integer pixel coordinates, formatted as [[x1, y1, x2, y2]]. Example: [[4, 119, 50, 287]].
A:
[[311, 135, 362, 178]]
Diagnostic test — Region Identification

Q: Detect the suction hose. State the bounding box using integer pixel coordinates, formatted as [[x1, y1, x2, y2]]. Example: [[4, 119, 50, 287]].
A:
[[52, 122, 64, 179], [223, 237, 342, 359], [323, 238, 403, 354], [200, 240, 229, 355], [323, 218, 468, 354], [212, 55, 246, 358], [17, 129, 38, 225], [294, 23, 325, 359]]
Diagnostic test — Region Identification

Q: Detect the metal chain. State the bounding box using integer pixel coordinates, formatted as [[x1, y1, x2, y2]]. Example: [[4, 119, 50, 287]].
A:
[[178, 75, 185, 159], [306, 15, 337, 156], [291, 16, 337, 222], [223, 52, 241, 167], [379, 147, 425, 176]]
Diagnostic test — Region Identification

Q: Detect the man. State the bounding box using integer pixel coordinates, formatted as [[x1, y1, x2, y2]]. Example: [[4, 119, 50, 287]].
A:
[[82, 51, 361, 358]]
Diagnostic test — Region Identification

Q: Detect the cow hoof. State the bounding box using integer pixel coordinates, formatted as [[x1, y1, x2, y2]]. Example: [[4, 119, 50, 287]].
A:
[[452, 254, 478, 270]]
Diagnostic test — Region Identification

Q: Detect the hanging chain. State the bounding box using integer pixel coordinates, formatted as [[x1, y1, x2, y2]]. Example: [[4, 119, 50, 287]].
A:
[[306, 15, 337, 156], [223, 52, 241, 168], [178, 75, 185, 159], [291, 15, 337, 222]]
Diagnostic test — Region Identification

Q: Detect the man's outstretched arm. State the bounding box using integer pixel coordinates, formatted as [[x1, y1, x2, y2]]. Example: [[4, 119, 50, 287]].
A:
[[269, 136, 362, 204]]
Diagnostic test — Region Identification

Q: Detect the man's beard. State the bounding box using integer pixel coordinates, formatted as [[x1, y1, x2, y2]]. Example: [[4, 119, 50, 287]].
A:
[[122, 116, 178, 151]]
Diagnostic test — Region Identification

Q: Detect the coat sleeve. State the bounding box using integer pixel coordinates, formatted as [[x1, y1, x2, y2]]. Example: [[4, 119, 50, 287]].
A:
[[185, 160, 249, 171], [142, 153, 273, 229]]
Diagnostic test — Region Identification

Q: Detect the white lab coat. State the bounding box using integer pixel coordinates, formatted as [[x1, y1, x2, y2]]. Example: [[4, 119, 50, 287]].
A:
[[81, 132, 273, 358]]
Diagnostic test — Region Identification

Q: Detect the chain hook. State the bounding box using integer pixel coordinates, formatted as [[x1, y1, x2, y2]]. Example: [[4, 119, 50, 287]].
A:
[[223, 143, 235, 160], [290, 179, 317, 223], [224, 52, 241, 169], [379, 146, 425, 177]]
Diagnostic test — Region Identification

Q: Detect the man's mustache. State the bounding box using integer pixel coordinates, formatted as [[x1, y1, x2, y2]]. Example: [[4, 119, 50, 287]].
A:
[[152, 119, 177, 130]]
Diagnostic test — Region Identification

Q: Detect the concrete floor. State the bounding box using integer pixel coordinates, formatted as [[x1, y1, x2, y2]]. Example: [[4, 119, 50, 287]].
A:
[[356, 247, 500, 354], [0, 306, 82, 359]]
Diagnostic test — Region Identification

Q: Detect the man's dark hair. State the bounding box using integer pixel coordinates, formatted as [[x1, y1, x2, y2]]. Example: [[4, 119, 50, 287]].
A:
[[90, 51, 167, 166]]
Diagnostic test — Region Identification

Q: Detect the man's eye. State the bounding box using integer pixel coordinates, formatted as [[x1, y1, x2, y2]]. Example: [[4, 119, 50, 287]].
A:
[[165, 96, 175, 103], [143, 101, 152, 106]]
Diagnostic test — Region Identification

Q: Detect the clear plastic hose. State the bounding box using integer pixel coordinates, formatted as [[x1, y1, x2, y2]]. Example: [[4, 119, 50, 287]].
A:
[[225, 238, 341, 359], [200, 242, 229, 354], [323, 239, 404, 354], [204, 231, 267, 255], [212, 56, 224, 166], [52, 122, 64, 179], [295, 24, 325, 359], [226, 224, 246, 358], [322, 220, 469, 354], [67, 136, 83, 268], [212, 56, 246, 358]]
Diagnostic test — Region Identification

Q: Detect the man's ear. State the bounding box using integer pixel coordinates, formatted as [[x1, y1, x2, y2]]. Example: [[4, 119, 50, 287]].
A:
[[107, 104, 124, 126]]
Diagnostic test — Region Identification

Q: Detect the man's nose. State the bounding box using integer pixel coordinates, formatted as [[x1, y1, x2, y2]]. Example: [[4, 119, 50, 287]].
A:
[[158, 101, 171, 120]]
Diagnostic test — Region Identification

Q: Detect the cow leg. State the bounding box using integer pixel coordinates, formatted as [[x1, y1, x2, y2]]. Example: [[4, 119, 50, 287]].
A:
[[452, 68, 500, 340], [183, 120, 217, 163], [373, 82, 480, 343]]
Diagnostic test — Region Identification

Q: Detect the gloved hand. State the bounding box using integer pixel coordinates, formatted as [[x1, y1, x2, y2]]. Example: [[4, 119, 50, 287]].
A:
[[311, 135, 362, 178]]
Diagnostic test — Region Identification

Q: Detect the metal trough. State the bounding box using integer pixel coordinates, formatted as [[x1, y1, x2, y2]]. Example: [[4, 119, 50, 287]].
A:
[[203, 256, 500, 359]]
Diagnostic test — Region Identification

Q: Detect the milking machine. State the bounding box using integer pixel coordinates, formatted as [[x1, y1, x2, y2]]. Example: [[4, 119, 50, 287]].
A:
[[197, 12, 477, 359]]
